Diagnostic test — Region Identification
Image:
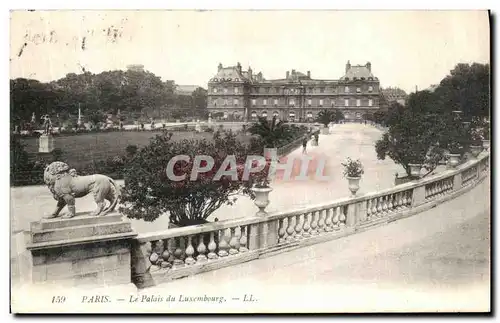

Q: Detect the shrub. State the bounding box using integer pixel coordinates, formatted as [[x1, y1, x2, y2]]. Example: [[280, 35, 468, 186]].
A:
[[341, 158, 364, 178]]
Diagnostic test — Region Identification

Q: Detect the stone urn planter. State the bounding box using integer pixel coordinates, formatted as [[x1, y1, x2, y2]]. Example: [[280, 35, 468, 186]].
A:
[[252, 187, 273, 216], [447, 153, 461, 168], [469, 145, 482, 158], [408, 163, 422, 178], [482, 140, 490, 151], [346, 177, 361, 196]]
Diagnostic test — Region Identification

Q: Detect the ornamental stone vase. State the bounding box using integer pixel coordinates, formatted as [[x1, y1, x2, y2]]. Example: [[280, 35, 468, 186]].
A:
[[252, 187, 273, 216], [447, 153, 461, 168], [346, 176, 361, 196], [482, 140, 490, 151], [408, 163, 422, 178], [469, 145, 482, 158]]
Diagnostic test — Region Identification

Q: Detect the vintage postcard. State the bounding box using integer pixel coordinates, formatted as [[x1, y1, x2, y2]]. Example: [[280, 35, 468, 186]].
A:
[[9, 9, 491, 313]]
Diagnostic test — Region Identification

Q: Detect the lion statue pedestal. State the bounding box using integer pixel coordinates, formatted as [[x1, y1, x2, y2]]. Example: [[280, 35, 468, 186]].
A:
[[25, 161, 137, 287]]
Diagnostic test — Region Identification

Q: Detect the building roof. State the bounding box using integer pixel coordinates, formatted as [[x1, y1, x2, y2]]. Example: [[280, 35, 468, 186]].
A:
[[340, 65, 376, 80], [211, 65, 249, 82]]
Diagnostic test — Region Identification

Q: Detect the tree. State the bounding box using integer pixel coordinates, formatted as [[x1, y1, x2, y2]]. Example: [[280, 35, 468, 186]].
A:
[[375, 109, 444, 178], [315, 109, 344, 126], [119, 131, 268, 226], [247, 116, 294, 148], [433, 63, 490, 119]]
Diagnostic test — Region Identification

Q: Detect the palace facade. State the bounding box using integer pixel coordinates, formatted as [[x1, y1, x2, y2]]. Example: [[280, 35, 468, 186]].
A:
[[206, 61, 381, 122]]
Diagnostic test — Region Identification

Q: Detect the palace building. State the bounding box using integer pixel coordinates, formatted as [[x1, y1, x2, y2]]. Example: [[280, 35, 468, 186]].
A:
[[206, 61, 381, 122]]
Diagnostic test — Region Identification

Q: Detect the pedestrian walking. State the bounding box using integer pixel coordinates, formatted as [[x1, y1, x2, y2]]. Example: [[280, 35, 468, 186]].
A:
[[302, 136, 308, 154], [314, 133, 319, 146]]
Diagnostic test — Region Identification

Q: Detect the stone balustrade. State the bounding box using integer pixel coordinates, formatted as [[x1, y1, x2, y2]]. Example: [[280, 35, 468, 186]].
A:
[[131, 152, 489, 288]]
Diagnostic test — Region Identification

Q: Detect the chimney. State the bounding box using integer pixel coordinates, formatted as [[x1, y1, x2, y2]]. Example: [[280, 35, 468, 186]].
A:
[[286, 71, 290, 79], [307, 71, 311, 78], [218, 63, 223, 71], [366, 62, 371, 72], [237, 62, 242, 73], [248, 66, 253, 78], [346, 60, 351, 73]]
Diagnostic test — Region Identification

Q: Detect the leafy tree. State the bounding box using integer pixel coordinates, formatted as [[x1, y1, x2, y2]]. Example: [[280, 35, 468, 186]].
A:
[[433, 63, 490, 119], [247, 116, 293, 148], [375, 110, 444, 178], [315, 109, 344, 126], [119, 131, 269, 226]]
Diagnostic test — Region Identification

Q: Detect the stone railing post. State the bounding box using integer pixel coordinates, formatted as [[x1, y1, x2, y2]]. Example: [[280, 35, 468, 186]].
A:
[[130, 240, 155, 288], [411, 185, 426, 207], [26, 213, 137, 287], [247, 219, 278, 250], [345, 203, 357, 227], [452, 171, 463, 191], [355, 200, 367, 223]]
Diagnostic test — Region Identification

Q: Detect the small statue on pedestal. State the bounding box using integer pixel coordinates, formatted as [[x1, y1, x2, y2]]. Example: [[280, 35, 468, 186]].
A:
[[43, 161, 120, 219], [41, 114, 52, 135]]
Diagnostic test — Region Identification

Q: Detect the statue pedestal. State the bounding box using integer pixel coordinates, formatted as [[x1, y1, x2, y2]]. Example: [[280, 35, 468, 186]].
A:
[[195, 123, 202, 133], [38, 134, 54, 153], [26, 213, 137, 287]]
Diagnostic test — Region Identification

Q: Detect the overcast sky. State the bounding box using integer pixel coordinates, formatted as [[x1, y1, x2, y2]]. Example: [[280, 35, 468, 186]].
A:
[[10, 10, 489, 93]]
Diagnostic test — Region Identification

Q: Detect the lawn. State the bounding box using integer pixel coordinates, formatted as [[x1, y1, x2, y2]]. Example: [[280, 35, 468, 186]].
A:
[[21, 130, 253, 169]]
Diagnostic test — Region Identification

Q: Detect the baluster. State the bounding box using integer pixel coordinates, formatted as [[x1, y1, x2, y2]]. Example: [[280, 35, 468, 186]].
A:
[[149, 240, 160, 269], [366, 199, 372, 218], [332, 206, 340, 228], [218, 228, 229, 257], [239, 226, 248, 252], [294, 214, 303, 239], [196, 234, 208, 262], [388, 194, 394, 212], [173, 238, 184, 267], [375, 197, 382, 215], [318, 210, 326, 232], [302, 213, 311, 237], [310, 211, 319, 235], [286, 216, 295, 242], [382, 196, 389, 214], [325, 208, 333, 231], [405, 190, 412, 206], [370, 198, 377, 214], [207, 231, 218, 260], [339, 206, 346, 226], [184, 236, 196, 265], [161, 239, 172, 269], [398, 192, 404, 209], [228, 227, 240, 255], [278, 219, 286, 243], [402, 191, 408, 207]]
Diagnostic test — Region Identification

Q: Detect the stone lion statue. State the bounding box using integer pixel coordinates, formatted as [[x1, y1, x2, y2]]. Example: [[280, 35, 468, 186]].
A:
[[43, 161, 120, 219]]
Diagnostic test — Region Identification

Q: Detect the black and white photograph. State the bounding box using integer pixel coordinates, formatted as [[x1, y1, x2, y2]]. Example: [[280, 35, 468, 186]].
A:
[[8, 9, 491, 313]]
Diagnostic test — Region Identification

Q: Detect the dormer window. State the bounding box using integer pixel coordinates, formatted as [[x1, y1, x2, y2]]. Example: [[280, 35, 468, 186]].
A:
[[356, 87, 361, 93], [344, 86, 350, 93], [234, 87, 239, 94], [368, 86, 373, 92], [353, 77, 358, 81], [345, 77, 350, 81], [361, 77, 365, 80], [368, 77, 373, 81], [213, 88, 218, 93], [234, 78, 239, 82]]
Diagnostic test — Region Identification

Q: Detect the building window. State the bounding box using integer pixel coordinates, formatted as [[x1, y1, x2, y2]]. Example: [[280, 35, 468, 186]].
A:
[[213, 88, 218, 93], [275, 88, 280, 94], [263, 99, 267, 106], [273, 111, 279, 117], [308, 99, 312, 106], [251, 111, 257, 118], [289, 98, 295, 106], [345, 86, 350, 93], [368, 86, 373, 92], [345, 99, 349, 107], [234, 87, 239, 94], [319, 99, 324, 106], [274, 99, 278, 106], [368, 99, 373, 107], [262, 111, 268, 117], [356, 87, 361, 93], [265, 88, 270, 93], [252, 99, 256, 106], [234, 99, 239, 106], [308, 87, 313, 93], [331, 100, 335, 107], [224, 88, 228, 94], [307, 111, 313, 118], [356, 99, 361, 107], [213, 100, 217, 107], [320, 87, 325, 93], [224, 99, 228, 106]]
